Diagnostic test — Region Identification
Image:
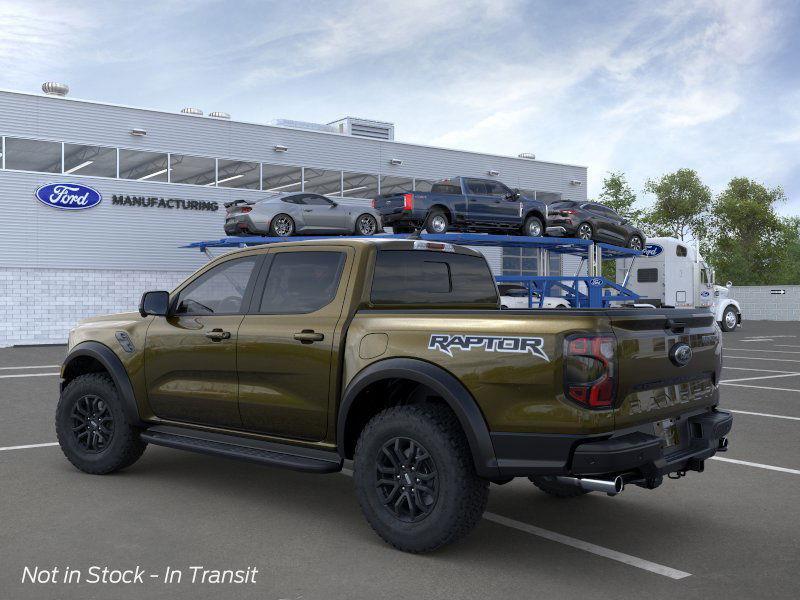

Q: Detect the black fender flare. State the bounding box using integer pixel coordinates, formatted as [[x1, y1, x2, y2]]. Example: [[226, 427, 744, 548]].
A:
[[62, 341, 144, 426], [337, 357, 499, 479]]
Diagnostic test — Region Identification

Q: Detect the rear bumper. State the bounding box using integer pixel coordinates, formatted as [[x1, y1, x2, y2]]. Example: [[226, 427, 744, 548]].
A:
[[490, 409, 733, 480], [379, 208, 422, 226]]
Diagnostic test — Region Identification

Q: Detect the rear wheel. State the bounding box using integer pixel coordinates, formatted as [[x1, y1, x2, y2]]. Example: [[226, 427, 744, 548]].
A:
[[269, 214, 295, 237], [353, 404, 489, 553], [56, 373, 146, 474], [576, 222, 593, 240], [720, 306, 738, 332], [627, 235, 644, 251], [529, 475, 590, 498], [522, 215, 544, 237], [424, 210, 449, 234]]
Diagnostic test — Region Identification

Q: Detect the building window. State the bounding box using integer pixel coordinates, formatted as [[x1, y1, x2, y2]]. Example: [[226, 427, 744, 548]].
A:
[[262, 164, 302, 193], [341, 172, 379, 198], [119, 149, 168, 182], [217, 159, 260, 189], [414, 178, 436, 192], [63, 144, 117, 177], [169, 154, 216, 186], [502, 247, 539, 276], [304, 168, 342, 196], [4, 138, 61, 173], [379, 175, 413, 195]]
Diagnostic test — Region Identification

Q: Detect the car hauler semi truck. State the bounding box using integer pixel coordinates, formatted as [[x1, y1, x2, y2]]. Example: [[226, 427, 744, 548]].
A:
[[616, 237, 742, 331]]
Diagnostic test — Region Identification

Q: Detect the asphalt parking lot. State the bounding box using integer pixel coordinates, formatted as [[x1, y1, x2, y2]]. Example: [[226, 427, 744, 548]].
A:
[[1, 322, 799, 600]]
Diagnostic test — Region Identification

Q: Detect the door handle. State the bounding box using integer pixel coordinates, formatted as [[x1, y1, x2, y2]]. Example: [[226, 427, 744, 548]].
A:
[[205, 328, 231, 341], [293, 330, 324, 343], [303, 209, 313, 212]]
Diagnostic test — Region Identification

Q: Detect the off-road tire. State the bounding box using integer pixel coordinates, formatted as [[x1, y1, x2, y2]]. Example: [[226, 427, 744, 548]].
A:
[[522, 215, 544, 237], [720, 306, 738, 332], [424, 209, 449, 234], [529, 475, 591, 498], [353, 404, 489, 553], [56, 373, 146, 474]]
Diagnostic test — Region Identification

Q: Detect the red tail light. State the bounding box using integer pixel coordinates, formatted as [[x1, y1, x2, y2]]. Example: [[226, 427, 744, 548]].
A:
[[563, 335, 616, 408], [240, 207, 252, 213], [560, 209, 577, 215], [403, 193, 414, 211]]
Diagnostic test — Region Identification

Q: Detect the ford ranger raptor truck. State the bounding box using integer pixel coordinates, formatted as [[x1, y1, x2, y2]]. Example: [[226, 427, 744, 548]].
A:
[[57, 238, 732, 553]]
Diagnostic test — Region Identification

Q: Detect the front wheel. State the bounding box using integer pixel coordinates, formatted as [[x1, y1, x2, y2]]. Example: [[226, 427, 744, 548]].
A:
[[269, 214, 295, 237], [56, 374, 147, 474], [522, 215, 544, 237], [355, 213, 379, 236], [353, 404, 489, 553], [720, 306, 739, 332]]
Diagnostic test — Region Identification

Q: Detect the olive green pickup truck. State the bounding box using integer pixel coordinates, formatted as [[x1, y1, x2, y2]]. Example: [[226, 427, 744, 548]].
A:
[[58, 238, 732, 552]]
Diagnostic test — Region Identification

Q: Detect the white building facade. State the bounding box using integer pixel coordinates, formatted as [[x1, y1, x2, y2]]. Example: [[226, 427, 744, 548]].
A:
[[0, 88, 587, 346]]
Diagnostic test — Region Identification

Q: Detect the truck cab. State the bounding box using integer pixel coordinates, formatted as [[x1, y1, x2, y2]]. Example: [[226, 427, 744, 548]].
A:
[[616, 236, 742, 331]]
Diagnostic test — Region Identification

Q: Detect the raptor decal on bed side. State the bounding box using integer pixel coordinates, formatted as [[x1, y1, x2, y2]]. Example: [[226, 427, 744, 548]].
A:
[[428, 334, 549, 361]]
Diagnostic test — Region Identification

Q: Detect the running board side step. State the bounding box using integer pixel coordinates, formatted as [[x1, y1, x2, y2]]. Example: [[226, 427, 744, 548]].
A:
[[140, 425, 342, 473]]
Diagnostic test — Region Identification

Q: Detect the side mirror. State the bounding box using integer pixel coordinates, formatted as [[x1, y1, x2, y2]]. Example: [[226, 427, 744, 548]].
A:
[[726, 281, 732, 288], [329, 201, 338, 208], [139, 290, 170, 317]]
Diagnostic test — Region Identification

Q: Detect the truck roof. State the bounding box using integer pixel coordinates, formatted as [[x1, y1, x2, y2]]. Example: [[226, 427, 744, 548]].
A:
[[215, 236, 487, 259]]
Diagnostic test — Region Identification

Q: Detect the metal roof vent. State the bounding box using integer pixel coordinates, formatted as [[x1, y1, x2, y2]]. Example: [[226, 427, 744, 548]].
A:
[[209, 111, 230, 119], [518, 152, 536, 160], [42, 82, 69, 96], [180, 107, 204, 116]]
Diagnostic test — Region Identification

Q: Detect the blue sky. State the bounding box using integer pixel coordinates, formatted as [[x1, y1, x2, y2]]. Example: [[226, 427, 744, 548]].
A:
[[1, 0, 799, 212]]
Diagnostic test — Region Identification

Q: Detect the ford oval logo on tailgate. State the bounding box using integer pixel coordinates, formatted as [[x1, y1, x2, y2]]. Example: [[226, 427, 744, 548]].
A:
[[669, 342, 693, 367], [35, 183, 102, 210]]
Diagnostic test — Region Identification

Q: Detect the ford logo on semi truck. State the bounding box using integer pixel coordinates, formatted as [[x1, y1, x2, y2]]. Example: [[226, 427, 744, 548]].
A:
[[642, 244, 663, 257], [35, 183, 102, 210]]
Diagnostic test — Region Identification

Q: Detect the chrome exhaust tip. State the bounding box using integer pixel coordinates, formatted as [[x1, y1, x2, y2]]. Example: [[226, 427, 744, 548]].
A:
[[554, 475, 625, 496]]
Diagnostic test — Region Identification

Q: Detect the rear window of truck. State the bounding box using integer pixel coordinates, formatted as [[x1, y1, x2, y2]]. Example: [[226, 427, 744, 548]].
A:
[[371, 250, 499, 306]]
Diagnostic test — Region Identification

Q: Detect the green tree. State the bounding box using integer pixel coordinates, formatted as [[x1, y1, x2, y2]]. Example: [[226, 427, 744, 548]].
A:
[[642, 169, 711, 241], [597, 171, 642, 226], [705, 177, 791, 285]]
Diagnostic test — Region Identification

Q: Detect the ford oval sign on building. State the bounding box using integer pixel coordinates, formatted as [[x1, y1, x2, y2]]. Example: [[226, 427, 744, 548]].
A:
[[642, 243, 663, 257], [35, 183, 102, 210]]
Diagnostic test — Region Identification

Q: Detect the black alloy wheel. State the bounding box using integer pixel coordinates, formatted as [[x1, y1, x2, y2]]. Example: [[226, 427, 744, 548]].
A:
[[376, 437, 438, 523], [70, 394, 115, 453]]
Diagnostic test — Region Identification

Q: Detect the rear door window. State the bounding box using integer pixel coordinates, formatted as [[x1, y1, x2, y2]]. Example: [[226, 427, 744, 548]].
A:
[[371, 250, 498, 306], [258, 251, 346, 314]]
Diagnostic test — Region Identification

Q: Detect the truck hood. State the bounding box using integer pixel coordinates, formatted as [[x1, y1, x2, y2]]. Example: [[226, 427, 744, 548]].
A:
[[76, 311, 143, 328]]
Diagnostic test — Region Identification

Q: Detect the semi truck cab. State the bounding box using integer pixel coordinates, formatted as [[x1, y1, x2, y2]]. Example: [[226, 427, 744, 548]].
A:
[[617, 236, 742, 331]]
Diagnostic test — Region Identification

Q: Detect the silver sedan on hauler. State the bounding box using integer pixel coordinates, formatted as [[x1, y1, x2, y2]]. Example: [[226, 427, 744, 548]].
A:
[[224, 192, 383, 237]]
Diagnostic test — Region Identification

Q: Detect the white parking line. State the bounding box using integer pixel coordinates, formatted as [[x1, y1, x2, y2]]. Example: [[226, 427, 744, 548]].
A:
[[0, 442, 59, 452], [728, 409, 800, 421], [482, 512, 691, 580], [725, 356, 800, 364], [0, 372, 60, 379], [0, 365, 60, 370], [722, 367, 799, 374], [710, 457, 800, 475], [721, 373, 800, 383], [720, 382, 800, 393], [341, 468, 689, 578], [726, 348, 800, 354], [773, 345, 800, 349]]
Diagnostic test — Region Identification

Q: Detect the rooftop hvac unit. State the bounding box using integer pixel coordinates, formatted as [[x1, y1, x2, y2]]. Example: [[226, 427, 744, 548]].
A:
[[181, 107, 204, 116], [209, 111, 230, 119], [328, 117, 395, 141], [269, 119, 337, 134], [518, 152, 536, 160], [42, 82, 69, 96]]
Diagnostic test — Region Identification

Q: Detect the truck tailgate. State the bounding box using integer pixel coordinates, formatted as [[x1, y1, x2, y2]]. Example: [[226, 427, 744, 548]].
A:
[[611, 310, 721, 430]]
